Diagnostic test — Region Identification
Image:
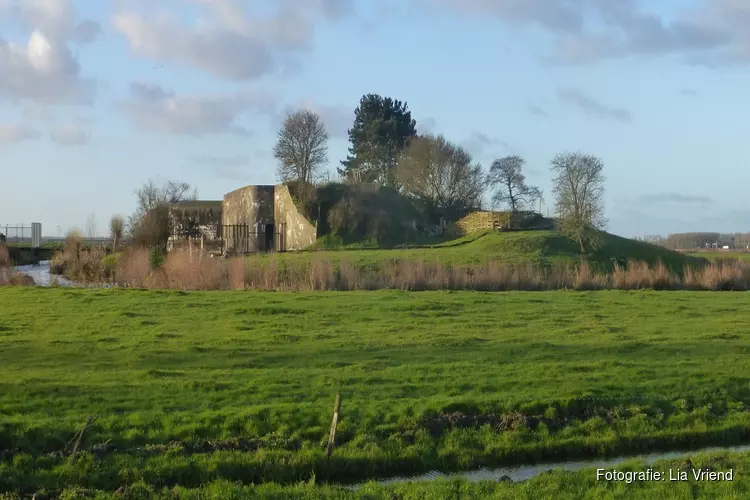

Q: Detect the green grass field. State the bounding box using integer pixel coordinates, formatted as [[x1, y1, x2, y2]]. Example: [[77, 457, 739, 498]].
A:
[[2, 287, 750, 495], [687, 251, 750, 262], [252, 230, 705, 272], [1, 450, 748, 498]]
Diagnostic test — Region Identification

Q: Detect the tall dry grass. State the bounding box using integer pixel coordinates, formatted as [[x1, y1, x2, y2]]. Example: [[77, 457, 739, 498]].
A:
[[0, 245, 9, 268], [50, 231, 112, 283], [0, 245, 35, 286], [106, 249, 750, 292]]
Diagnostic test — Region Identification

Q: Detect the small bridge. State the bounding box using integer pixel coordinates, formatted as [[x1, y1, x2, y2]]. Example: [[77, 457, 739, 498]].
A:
[[7, 247, 55, 266], [1, 223, 53, 265]]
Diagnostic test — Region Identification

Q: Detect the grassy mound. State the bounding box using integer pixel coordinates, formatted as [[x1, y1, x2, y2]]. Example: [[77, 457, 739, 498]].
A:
[[260, 229, 706, 274]]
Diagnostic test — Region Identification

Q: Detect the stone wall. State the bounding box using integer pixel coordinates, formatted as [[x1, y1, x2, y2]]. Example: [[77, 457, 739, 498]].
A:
[[168, 202, 222, 253], [173, 185, 317, 254], [274, 184, 317, 251], [222, 185, 275, 226], [222, 186, 275, 253], [455, 211, 511, 235]]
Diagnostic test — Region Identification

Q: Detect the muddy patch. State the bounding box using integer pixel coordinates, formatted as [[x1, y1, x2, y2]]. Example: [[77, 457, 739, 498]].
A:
[[423, 411, 567, 437]]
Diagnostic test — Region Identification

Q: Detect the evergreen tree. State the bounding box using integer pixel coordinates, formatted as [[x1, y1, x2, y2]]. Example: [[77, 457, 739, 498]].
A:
[[339, 94, 417, 187]]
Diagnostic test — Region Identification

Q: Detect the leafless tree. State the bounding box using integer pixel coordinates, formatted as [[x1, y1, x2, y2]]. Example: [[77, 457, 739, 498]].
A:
[[85, 213, 97, 239], [397, 134, 485, 221], [550, 151, 607, 253], [273, 109, 329, 185], [129, 179, 197, 249], [110, 215, 125, 251], [487, 155, 541, 217]]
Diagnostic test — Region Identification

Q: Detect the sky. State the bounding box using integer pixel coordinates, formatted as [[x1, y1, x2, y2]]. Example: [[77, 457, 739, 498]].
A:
[[1, 0, 750, 238]]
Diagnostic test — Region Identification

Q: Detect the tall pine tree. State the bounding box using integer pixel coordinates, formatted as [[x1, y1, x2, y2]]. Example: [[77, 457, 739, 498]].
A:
[[339, 94, 417, 187]]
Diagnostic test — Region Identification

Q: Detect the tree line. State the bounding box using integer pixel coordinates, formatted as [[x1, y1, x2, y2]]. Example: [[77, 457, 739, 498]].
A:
[[638, 233, 750, 250], [119, 93, 607, 254], [274, 93, 606, 252]]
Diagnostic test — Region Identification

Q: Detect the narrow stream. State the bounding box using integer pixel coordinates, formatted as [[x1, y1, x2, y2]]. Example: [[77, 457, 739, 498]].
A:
[[13, 261, 73, 287], [351, 444, 750, 488]]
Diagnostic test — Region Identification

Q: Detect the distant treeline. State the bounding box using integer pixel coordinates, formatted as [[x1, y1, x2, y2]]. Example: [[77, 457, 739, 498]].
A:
[[636, 232, 750, 250]]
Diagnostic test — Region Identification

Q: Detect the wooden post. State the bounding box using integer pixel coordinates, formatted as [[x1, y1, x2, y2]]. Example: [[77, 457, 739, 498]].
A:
[[326, 392, 341, 460], [70, 415, 96, 463]]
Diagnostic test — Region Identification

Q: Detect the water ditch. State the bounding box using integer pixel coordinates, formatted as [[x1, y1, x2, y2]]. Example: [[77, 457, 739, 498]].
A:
[[349, 444, 750, 488], [14, 261, 74, 287]]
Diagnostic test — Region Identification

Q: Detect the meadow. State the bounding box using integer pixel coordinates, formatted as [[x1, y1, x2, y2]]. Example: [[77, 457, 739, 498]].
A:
[[687, 250, 750, 262], [2, 287, 750, 495], [1, 450, 749, 498], [254, 230, 704, 272]]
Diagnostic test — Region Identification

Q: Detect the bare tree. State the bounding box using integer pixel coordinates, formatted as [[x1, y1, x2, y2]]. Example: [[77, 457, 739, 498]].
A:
[[85, 213, 97, 239], [397, 134, 485, 222], [110, 215, 125, 251], [487, 155, 541, 225], [550, 152, 607, 253], [274, 109, 329, 185], [129, 179, 197, 249]]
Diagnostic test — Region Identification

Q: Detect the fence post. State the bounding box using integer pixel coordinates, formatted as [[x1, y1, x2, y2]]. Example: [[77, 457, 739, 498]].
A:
[[326, 392, 341, 460]]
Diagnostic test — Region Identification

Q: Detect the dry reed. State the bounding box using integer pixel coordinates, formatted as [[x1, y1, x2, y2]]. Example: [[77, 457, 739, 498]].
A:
[[0, 245, 35, 286], [103, 249, 750, 292]]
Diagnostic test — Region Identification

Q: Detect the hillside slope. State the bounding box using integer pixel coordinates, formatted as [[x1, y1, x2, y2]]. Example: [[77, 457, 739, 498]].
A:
[[253, 230, 706, 272]]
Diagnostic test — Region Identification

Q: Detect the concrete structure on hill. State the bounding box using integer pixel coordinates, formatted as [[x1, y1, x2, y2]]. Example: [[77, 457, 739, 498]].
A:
[[452, 210, 555, 236], [168, 184, 317, 254]]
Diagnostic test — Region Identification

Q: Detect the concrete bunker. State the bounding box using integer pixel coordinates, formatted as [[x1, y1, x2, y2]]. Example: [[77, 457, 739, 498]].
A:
[[168, 184, 317, 254]]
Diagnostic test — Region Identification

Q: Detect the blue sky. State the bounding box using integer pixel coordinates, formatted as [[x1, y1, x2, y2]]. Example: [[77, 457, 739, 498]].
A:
[[1, 0, 750, 238]]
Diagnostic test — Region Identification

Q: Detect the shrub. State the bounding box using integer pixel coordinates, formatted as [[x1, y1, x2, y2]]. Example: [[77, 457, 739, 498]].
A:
[[49, 230, 110, 282], [131, 204, 171, 251], [0, 244, 9, 268], [0, 244, 36, 286]]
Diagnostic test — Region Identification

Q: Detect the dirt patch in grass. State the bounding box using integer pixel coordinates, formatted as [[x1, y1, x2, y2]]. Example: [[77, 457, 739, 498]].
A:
[[423, 411, 567, 436]]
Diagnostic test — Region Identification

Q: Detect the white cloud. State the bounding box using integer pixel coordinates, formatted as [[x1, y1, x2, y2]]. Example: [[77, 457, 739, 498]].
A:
[[0, 0, 98, 105], [428, 0, 750, 66], [527, 104, 549, 117], [112, 0, 353, 81], [50, 123, 90, 146], [462, 131, 508, 156], [557, 87, 632, 122], [5, 0, 103, 43], [0, 31, 95, 104], [0, 123, 41, 144], [123, 82, 278, 136]]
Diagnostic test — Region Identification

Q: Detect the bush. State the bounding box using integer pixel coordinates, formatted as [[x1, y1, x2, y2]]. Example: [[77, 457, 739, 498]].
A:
[[150, 248, 165, 270], [131, 204, 171, 251], [285, 180, 318, 225], [0, 244, 36, 286], [49, 230, 111, 282], [0, 244, 9, 268], [317, 184, 423, 245]]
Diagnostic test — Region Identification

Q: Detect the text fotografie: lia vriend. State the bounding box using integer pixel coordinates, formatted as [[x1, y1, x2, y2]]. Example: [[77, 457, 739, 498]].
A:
[[597, 468, 734, 483]]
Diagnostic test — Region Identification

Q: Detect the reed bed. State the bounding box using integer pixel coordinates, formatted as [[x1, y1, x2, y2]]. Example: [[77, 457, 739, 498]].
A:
[[104, 248, 750, 291]]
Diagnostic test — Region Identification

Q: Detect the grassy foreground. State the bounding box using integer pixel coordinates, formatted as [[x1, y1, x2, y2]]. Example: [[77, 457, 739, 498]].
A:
[[2, 288, 750, 494], [2, 450, 749, 498]]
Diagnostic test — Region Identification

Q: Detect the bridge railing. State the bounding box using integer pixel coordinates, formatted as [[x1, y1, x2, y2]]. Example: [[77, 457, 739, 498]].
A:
[[0, 223, 42, 247]]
